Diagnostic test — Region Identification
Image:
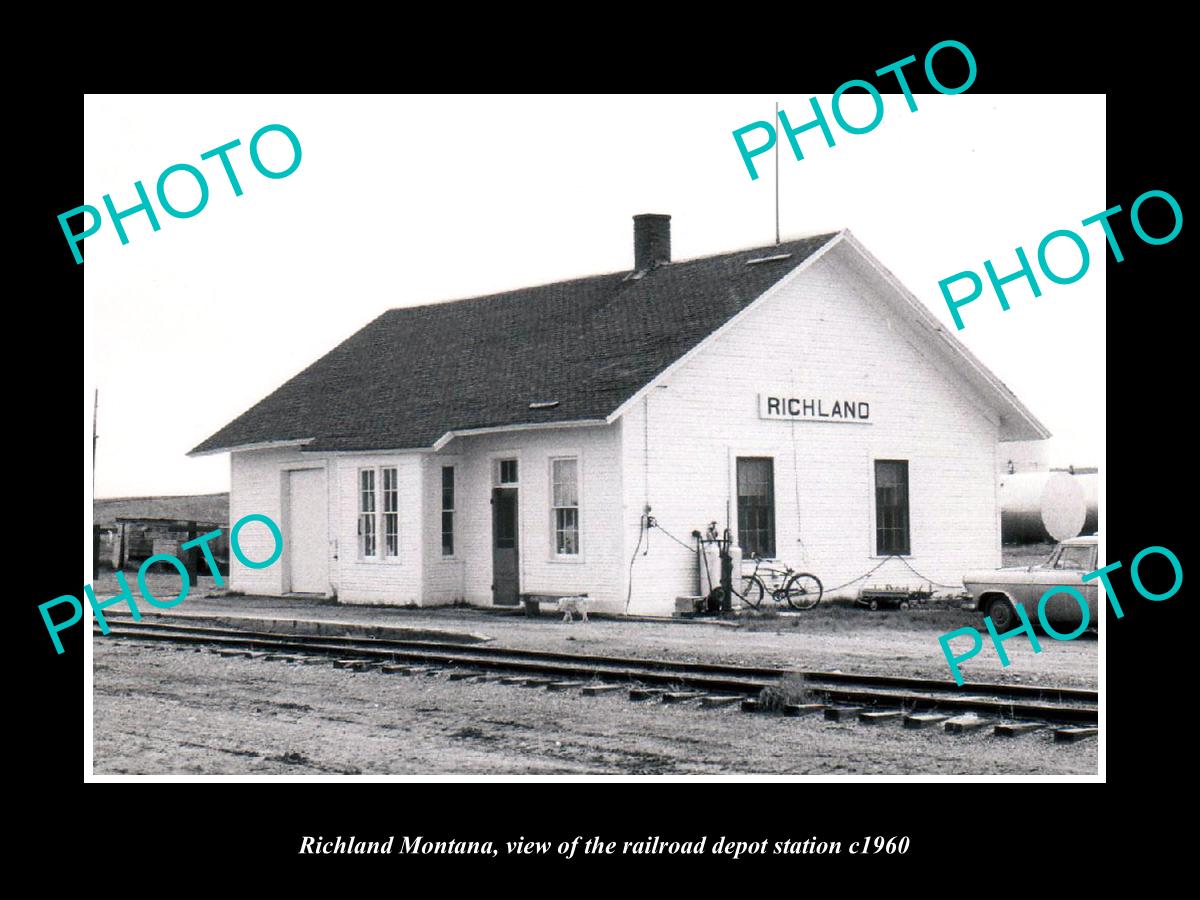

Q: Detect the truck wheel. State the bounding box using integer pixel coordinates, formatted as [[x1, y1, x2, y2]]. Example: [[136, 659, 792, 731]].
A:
[[987, 597, 1018, 631], [868, 599, 879, 610]]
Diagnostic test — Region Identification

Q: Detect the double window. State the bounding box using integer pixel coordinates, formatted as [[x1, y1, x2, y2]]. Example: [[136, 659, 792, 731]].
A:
[[736, 457, 776, 558], [551, 457, 579, 556], [358, 466, 399, 559], [874, 460, 910, 556]]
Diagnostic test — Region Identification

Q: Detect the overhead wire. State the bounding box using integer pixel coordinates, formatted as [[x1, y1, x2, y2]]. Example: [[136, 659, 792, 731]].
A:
[[821, 555, 961, 593], [649, 520, 697, 554], [892, 554, 962, 590]]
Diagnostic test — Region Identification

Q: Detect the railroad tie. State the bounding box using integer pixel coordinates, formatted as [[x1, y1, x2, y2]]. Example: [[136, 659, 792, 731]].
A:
[[700, 695, 741, 709], [824, 706, 865, 721], [859, 710, 904, 724], [740, 699, 762, 713], [545, 681, 579, 692], [782, 705, 830, 720], [380, 664, 417, 675], [661, 691, 702, 704], [993, 722, 1044, 737], [903, 713, 950, 729], [520, 678, 556, 688], [1054, 726, 1099, 743], [581, 684, 624, 696], [447, 670, 479, 681], [944, 715, 992, 734], [630, 688, 665, 702], [784, 703, 825, 717]]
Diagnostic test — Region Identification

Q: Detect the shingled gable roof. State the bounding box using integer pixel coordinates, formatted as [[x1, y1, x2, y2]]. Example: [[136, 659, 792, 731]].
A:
[[191, 228, 1049, 456], [190, 232, 840, 455]]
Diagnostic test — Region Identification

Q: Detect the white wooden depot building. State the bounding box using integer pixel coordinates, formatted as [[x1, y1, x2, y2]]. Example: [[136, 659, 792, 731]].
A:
[[192, 215, 1048, 615]]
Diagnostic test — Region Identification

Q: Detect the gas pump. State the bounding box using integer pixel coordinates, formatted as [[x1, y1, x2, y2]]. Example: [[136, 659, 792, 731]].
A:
[[697, 521, 735, 615], [719, 526, 733, 614]]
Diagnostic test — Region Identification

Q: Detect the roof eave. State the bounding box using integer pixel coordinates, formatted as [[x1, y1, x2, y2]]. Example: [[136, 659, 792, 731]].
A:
[[187, 438, 314, 458], [837, 231, 1052, 443], [432, 418, 610, 451]]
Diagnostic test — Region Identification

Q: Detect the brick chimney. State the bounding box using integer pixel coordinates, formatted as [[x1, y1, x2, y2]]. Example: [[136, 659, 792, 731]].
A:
[[633, 214, 671, 271]]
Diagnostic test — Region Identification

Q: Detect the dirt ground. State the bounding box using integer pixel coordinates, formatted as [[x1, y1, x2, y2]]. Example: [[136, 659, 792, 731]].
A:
[[93, 640, 1097, 775]]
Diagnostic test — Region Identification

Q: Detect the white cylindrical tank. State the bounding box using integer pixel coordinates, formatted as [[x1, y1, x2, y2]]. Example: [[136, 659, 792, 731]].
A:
[[1000, 472, 1087, 543], [699, 541, 744, 596], [1077, 472, 1098, 535]]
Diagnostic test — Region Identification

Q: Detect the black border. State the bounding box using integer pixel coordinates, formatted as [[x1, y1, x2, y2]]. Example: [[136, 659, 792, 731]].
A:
[[27, 15, 1189, 880]]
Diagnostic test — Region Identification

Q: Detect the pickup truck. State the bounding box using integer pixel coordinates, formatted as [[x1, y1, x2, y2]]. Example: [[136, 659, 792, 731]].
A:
[[963, 535, 1098, 632]]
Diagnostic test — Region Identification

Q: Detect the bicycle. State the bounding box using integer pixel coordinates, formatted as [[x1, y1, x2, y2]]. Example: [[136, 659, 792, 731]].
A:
[[731, 554, 824, 611]]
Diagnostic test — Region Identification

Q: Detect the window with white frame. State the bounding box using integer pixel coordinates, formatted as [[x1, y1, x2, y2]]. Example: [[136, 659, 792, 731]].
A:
[[382, 467, 399, 558], [358, 469, 376, 558], [551, 457, 579, 556], [496, 458, 519, 485], [358, 466, 399, 560]]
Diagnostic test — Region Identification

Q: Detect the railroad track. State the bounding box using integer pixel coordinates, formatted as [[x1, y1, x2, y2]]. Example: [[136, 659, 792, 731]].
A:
[[95, 618, 1099, 735]]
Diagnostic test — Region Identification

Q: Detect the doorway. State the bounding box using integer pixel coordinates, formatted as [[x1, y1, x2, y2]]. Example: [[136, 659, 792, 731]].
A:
[[492, 487, 519, 605], [286, 468, 328, 593]]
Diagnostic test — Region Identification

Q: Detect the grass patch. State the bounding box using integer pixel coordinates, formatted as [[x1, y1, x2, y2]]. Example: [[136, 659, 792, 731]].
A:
[[268, 750, 314, 766], [758, 674, 811, 712], [736, 605, 780, 620]]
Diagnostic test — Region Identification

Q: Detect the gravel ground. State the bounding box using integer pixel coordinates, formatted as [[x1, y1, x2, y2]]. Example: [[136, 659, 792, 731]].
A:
[[93, 640, 1097, 775]]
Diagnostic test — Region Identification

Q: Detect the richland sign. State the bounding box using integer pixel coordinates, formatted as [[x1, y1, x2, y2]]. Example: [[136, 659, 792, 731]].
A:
[[759, 392, 871, 423]]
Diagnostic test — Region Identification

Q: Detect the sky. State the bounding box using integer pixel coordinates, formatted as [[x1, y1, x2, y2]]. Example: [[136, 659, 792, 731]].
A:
[[84, 94, 1105, 498]]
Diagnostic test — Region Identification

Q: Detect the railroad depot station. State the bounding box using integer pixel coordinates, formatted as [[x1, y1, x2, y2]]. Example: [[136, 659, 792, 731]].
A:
[[192, 215, 1048, 616]]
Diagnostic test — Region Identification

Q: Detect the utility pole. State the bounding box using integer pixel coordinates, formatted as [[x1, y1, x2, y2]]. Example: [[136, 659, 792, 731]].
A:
[[92, 388, 98, 496], [92, 388, 99, 579]]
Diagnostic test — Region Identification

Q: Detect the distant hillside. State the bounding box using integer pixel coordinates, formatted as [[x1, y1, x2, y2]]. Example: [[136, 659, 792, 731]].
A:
[[94, 493, 229, 525]]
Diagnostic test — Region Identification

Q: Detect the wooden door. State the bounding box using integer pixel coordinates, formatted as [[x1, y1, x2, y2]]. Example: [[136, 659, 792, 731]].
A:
[[492, 487, 519, 605]]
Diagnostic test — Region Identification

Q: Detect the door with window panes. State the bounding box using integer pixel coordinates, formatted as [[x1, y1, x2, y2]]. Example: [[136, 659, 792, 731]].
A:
[[492, 459, 520, 605]]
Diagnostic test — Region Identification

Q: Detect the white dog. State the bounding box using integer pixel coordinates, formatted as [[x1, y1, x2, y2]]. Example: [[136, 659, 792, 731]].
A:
[[557, 595, 589, 623]]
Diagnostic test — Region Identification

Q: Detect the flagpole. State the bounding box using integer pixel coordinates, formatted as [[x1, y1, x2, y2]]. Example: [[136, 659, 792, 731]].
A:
[[774, 100, 780, 245], [92, 388, 98, 496]]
